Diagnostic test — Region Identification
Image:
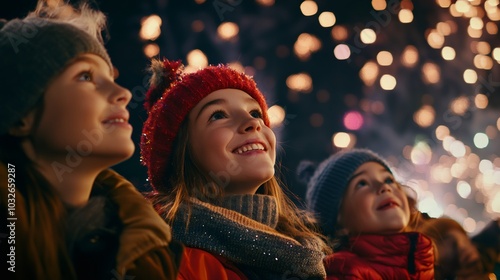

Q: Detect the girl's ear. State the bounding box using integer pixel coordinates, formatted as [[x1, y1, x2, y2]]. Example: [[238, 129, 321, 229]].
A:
[[8, 111, 35, 137], [336, 213, 349, 235]]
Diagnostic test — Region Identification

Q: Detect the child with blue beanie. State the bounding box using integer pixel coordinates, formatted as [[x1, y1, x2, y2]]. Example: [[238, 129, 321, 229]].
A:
[[299, 148, 435, 279]]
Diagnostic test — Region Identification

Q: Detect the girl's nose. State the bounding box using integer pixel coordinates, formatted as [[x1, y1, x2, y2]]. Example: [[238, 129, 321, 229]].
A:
[[239, 116, 262, 133]]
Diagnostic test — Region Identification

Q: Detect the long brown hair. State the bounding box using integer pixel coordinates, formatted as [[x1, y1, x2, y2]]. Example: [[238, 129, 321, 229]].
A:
[[1, 133, 75, 279], [149, 119, 331, 254]]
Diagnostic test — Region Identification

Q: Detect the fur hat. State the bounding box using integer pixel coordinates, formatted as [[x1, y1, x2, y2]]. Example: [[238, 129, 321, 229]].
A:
[[140, 59, 270, 192], [0, 9, 111, 135], [298, 148, 392, 237]]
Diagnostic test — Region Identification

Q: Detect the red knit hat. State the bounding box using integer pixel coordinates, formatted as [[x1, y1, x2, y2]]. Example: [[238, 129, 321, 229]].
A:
[[141, 59, 270, 192]]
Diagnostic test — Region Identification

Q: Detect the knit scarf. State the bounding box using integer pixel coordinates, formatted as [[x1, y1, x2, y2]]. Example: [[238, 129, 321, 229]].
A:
[[170, 194, 326, 279]]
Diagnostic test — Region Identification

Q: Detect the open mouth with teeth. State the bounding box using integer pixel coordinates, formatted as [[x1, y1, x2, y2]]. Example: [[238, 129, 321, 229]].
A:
[[377, 201, 399, 210], [233, 143, 265, 154], [103, 118, 126, 124]]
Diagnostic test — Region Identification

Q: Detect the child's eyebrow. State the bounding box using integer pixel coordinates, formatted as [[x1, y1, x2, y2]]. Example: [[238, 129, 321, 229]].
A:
[[194, 96, 260, 121], [350, 171, 366, 182], [195, 98, 226, 120], [71, 56, 114, 77]]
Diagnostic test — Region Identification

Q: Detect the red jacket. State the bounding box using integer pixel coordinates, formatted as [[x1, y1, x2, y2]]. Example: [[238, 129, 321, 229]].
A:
[[178, 247, 248, 280], [325, 232, 434, 280]]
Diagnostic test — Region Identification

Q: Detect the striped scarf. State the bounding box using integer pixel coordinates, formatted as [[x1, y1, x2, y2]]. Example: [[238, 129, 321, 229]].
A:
[[170, 194, 326, 279]]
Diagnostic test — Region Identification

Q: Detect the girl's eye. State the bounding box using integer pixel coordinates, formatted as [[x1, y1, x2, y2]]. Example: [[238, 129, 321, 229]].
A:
[[384, 177, 395, 184], [208, 110, 227, 122], [250, 109, 263, 119], [355, 180, 369, 189], [77, 71, 93, 82]]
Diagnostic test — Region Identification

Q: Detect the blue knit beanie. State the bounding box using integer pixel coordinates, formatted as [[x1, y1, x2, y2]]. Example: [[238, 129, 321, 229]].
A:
[[299, 149, 392, 237]]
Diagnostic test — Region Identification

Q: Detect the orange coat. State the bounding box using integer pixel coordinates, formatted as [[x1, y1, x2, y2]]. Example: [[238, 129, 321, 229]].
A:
[[178, 247, 248, 280]]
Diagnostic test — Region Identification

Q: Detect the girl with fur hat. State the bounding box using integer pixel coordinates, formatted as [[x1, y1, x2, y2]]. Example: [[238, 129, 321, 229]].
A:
[[0, 1, 181, 279], [141, 58, 330, 279], [299, 148, 435, 279]]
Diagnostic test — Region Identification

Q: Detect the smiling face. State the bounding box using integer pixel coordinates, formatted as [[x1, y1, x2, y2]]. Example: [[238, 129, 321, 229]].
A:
[[339, 161, 410, 235], [30, 53, 134, 168], [187, 88, 276, 195]]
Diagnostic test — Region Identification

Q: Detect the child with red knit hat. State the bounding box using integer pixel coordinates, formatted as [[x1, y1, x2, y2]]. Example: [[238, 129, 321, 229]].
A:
[[141, 59, 330, 279], [299, 148, 435, 279]]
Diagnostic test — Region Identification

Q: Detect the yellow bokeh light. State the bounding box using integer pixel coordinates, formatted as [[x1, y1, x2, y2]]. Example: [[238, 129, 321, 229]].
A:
[[486, 8, 500, 21], [360, 28, 377, 44], [441, 46, 456, 60], [300, 1, 318, 16], [427, 30, 445, 49], [493, 47, 500, 61], [435, 125, 450, 140], [468, 26, 482, 38], [143, 43, 160, 58], [474, 54, 494, 70], [456, 0, 471, 13], [449, 4, 462, 17], [399, 9, 414, 23], [359, 61, 379, 86], [486, 22, 498, 35], [401, 45, 419, 67], [380, 74, 397, 90], [451, 96, 470, 115], [294, 33, 322, 60], [286, 73, 313, 92], [331, 25, 348, 41], [372, 0, 387, 10], [186, 49, 208, 68], [475, 93, 489, 109], [268, 105, 285, 127], [437, 22, 452, 36], [217, 22, 239, 40], [422, 62, 440, 84], [140, 15, 162, 41], [377, 51, 393, 66], [436, 0, 451, 8], [332, 132, 352, 148], [413, 105, 435, 128], [470, 17, 484, 30], [463, 69, 478, 84], [318, 11, 336, 27], [477, 41, 491, 54]]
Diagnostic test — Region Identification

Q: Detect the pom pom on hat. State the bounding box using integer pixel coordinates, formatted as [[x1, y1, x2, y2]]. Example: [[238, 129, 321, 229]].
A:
[[141, 58, 270, 192], [144, 59, 183, 111], [304, 148, 392, 237]]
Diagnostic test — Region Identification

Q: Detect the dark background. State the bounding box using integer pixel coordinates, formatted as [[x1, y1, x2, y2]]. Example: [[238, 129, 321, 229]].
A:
[[2, 0, 499, 234]]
